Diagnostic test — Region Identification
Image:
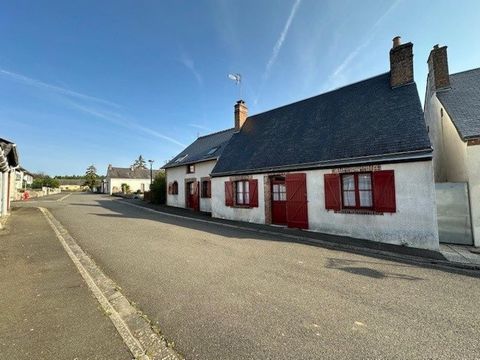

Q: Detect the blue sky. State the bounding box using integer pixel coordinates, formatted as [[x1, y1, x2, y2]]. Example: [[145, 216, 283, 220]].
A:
[[1, 0, 479, 175]]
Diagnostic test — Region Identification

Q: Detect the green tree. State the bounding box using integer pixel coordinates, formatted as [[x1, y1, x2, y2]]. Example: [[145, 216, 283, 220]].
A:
[[149, 172, 166, 204], [31, 175, 60, 189], [84, 165, 98, 189], [132, 155, 147, 169]]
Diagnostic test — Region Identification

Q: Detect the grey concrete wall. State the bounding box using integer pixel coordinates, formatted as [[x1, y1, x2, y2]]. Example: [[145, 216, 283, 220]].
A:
[[435, 182, 473, 245]]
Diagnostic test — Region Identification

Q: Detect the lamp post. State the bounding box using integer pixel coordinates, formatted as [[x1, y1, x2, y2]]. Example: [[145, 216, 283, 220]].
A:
[[148, 160, 154, 186]]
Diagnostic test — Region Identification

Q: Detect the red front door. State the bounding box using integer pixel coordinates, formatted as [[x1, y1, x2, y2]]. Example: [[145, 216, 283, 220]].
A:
[[285, 173, 308, 229], [271, 177, 287, 225], [187, 181, 199, 211]]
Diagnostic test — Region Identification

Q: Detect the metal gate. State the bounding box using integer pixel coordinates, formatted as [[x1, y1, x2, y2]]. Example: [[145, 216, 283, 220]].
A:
[[436, 183, 473, 245]]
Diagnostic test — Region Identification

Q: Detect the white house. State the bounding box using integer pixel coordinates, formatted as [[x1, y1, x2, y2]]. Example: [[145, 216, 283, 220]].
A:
[[104, 165, 162, 195], [164, 128, 235, 212], [424, 44, 480, 247], [12, 167, 34, 200], [210, 37, 440, 251], [0, 138, 19, 221]]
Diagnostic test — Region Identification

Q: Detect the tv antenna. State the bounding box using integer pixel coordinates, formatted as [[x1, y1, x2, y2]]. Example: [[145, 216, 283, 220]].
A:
[[228, 73, 242, 99]]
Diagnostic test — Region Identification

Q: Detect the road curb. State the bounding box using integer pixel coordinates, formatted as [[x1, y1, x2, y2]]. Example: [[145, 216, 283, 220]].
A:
[[118, 200, 480, 276], [39, 207, 183, 360]]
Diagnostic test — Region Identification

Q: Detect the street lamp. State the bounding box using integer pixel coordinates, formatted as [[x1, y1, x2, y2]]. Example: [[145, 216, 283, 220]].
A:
[[148, 160, 154, 186]]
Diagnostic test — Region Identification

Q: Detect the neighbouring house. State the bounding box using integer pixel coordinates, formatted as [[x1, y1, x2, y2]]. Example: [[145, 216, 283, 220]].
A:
[[424, 44, 480, 247], [0, 138, 19, 220], [58, 179, 88, 192], [12, 167, 34, 200], [210, 37, 440, 251], [164, 128, 235, 212], [104, 165, 162, 195]]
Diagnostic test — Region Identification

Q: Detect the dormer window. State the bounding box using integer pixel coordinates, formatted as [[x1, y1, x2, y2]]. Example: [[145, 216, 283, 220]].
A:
[[187, 164, 195, 173], [206, 147, 219, 156], [175, 154, 188, 163]]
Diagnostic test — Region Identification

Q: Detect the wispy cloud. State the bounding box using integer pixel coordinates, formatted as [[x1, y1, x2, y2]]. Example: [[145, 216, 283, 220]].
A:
[[188, 123, 210, 131], [179, 53, 203, 86], [330, 0, 402, 80], [254, 0, 302, 106], [64, 99, 187, 148], [0, 67, 186, 148], [264, 0, 302, 81], [0, 68, 122, 108]]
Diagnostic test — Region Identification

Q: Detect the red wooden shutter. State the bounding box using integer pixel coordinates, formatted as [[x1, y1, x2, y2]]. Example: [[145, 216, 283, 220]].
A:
[[249, 179, 258, 207], [168, 183, 172, 195], [285, 173, 308, 229], [324, 174, 341, 211], [193, 181, 200, 211], [225, 181, 234, 206], [207, 180, 211, 198], [373, 170, 396, 213]]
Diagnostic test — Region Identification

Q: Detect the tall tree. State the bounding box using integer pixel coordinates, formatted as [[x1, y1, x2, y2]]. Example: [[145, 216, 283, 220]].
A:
[[84, 164, 98, 189], [133, 155, 147, 169]]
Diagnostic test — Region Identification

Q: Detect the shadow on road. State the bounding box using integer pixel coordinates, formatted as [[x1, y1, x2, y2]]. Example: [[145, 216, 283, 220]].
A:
[[326, 258, 424, 280], [64, 197, 453, 281]]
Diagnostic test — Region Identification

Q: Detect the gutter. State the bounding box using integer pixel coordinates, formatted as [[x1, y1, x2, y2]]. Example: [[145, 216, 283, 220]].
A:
[[211, 148, 433, 177]]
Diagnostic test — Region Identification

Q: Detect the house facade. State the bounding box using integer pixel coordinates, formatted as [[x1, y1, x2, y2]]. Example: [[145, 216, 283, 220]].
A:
[[104, 165, 161, 195], [424, 44, 480, 247], [164, 128, 235, 212], [210, 38, 439, 251], [0, 138, 19, 220]]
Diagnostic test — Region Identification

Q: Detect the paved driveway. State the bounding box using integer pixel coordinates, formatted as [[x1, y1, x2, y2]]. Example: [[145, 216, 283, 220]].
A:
[[28, 193, 480, 359]]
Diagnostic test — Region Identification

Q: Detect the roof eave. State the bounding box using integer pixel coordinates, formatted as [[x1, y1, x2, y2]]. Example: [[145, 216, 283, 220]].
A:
[[211, 149, 433, 177], [163, 156, 219, 170]]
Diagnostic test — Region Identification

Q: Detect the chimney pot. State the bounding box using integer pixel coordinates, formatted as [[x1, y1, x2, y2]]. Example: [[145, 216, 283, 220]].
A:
[[234, 100, 248, 131], [389, 36, 414, 88], [392, 36, 401, 48]]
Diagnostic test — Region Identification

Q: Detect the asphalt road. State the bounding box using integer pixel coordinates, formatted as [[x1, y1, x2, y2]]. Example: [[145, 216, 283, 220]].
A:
[[22, 193, 480, 359]]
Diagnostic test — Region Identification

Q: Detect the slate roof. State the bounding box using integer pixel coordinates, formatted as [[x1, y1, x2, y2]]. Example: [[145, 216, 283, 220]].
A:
[[212, 73, 431, 177], [437, 68, 480, 140], [164, 128, 235, 169], [107, 166, 163, 179]]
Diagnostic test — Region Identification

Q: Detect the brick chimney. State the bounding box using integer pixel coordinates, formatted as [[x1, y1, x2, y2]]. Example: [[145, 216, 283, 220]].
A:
[[427, 44, 450, 91], [389, 36, 414, 88], [234, 100, 248, 131]]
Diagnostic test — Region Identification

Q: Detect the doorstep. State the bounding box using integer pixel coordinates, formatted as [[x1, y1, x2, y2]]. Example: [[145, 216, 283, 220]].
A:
[[440, 244, 480, 267]]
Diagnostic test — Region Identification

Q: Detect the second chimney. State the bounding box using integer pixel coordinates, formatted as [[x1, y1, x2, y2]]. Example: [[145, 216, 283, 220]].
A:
[[389, 36, 414, 88], [427, 44, 450, 91], [234, 100, 248, 131]]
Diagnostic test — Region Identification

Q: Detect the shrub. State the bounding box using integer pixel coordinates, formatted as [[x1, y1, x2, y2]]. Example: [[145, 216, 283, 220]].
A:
[[149, 172, 166, 204]]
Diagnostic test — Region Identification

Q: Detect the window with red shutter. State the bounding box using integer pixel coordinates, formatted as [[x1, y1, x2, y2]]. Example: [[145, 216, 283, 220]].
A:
[[373, 170, 396, 212], [249, 179, 258, 207], [225, 181, 234, 206], [324, 174, 341, 211]]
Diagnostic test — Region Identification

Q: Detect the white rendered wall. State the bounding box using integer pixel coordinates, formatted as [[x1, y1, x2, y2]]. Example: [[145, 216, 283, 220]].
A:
[[211, 174, 266, 223], [467, 145, 480, 247], [424, 95, 468, 182], [166, 160, 216, 212], [108, 178, 151, 195], [212, 161, 439, 250]]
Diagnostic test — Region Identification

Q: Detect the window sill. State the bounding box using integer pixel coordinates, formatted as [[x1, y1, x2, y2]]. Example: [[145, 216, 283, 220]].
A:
[[334, 209, 383, 215], [232, 204, 252, 209]]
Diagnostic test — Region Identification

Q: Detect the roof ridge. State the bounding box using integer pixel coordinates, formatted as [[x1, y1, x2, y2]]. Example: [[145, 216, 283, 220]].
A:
[[249, 72, 390, 119], [197, 127, 235, 139], [450, 67, 480, 77]]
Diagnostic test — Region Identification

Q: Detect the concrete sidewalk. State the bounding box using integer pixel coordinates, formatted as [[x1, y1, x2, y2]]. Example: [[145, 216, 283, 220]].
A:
[[0, 207, 131, 360], [124, 199, 480, 273]]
